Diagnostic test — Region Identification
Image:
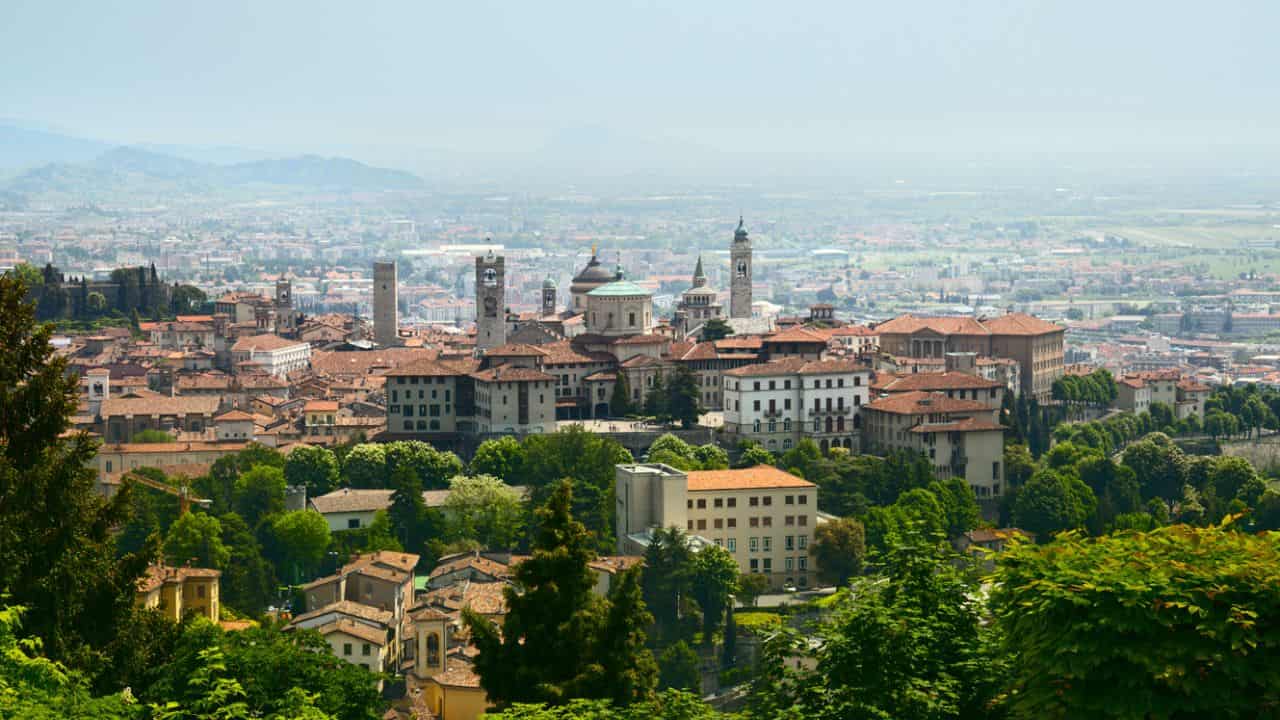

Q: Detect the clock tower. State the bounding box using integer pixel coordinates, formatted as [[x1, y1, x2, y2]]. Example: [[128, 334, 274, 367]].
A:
[[730, 216, 753, 319], [475, 249, 506, 351]]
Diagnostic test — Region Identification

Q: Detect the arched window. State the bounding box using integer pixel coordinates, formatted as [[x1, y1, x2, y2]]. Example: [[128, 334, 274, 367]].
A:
[[426, 632, 440, 666], [836, 416, 845, 432], [825, 417, 833, 433], [753, 419, 761, 433], [783, 418, 791, 432]]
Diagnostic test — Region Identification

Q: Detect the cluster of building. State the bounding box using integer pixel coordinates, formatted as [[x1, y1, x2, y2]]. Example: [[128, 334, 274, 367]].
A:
[[52, 218, 1089, 507]]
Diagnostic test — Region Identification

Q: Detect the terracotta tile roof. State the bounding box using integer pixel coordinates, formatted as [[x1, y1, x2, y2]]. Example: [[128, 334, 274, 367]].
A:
[[470, 366, 554, 382], [231, 334, 306, 352], [290, 600, 394, 627], [431, 662, 483, 688], [1118, 377, 1146, 389], [1177, 379, 1211, 392], [423, 580, 509, 616], [428, 554, 514, 581], [864, 391, 991, 415], [303, 400, 340, 412], [979, 312, 1064, 336], [312, 348, 441, 377], [715, 337, 764, 350], [214, 410, 255, 422], [483, 343, 548, 357], [137, 563, 221, 592], [385, 357, 470, 378], [874, 314, 990, 336], [619, 354, 663, 369], [99, 396, 221, 417], [765, 326, 830, 344], [315, 618, 388, 646], [686, 465, 815, 492], [582, 370, 617, 381], [877, 371, 1002, 392], [724, 357, 867, 377]]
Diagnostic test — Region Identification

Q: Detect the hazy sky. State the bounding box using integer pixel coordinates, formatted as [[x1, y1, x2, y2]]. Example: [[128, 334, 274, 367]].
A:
[[4, 0, 1279, 164]]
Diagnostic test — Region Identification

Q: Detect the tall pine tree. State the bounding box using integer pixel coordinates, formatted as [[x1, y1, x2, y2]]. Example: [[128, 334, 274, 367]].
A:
[[0, 273, 156, 677]]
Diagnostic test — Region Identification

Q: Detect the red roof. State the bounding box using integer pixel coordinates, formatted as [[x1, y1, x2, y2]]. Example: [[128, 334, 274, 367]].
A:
[[864, 391, 992, 415], [686, 465, 815, 492]]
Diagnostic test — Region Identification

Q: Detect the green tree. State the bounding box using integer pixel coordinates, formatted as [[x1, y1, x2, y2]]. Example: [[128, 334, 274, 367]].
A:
[[284, 445, 340, 497], [1122, 432, 1187, 501], [658, 641, 701, 692], [811, 517, 866, 586], [384, 440, 464, 490], [736, 572, 769, 608], [0, 272, 155, 677], [587, 566, 659, 705], [1011, 469, 1096, 540], [388, 465, 428, 551], [217, 513, 276, 616], [341, 443, 386, 489], [170, 285, 207, 315], [521, 427, 633, 549], [0, 605, 139, 720], [469, 436, 525, 480], [641, 527, 697, 642], [86, 290, 107, 314], [234, 465, 286, 526], [735, 442, 775, 468], [270, 510, 331, 583], [691, 545, 739, 644], [610, 373, 634, 417], [700, 317, 734, 341], [479, 690, 721, 720], [665, 366, 704, 429], [443, 474, 526, 549], [772, 533, 1006, 720], [465, 480, 608, 705], [992, 524, 1280, 718], [1003, 443, 1036, 489], [164, 511, 230, 569]]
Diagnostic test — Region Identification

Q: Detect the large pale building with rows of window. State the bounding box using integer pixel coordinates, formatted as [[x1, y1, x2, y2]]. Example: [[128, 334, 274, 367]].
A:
[[721, 358, 872, 454], [615, 463, 819, 590]]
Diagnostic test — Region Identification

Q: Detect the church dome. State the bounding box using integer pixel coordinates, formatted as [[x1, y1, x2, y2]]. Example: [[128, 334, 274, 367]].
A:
[[543, 276, 558, 289], [572, 254, 615, 284]]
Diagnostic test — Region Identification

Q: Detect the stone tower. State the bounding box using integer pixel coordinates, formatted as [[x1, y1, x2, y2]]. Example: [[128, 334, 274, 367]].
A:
[[730, 216, 753, 319], [373, 261, 399, 346], [541, 276, 558, 317], [475, 250, 506, 351], [274, 276, 295, 335]]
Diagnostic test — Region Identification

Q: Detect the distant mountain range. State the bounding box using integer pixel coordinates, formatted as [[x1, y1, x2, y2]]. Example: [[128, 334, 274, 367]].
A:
[[0, 124, 424, 201]]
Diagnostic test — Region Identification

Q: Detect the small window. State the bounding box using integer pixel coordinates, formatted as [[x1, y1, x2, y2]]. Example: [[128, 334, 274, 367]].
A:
[[697, 519, 707, 530], [727, 498, 737, 508], [714, 498, 723, 508], [763, 496, 772, 506], [727, 518, 737, 528], [343, 643, 352, 656], [749, 496, 759, 507], [348, 518, 361, 529], [697, 499, 706, 509], [749, 537, 759, 552], [799, 495, 808, 505], [785, 495, 794, 505]]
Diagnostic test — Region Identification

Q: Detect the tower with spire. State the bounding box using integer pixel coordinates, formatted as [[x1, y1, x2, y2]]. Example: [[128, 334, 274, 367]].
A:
[[674, 253, 723, 339], [730, 216, 753, 319]]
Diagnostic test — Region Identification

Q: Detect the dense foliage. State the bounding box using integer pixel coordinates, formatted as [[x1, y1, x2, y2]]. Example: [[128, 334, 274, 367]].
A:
[[993, 524, 1280, 718]]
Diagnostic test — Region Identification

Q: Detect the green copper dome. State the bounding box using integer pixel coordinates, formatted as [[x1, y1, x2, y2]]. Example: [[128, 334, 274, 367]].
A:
[[587, 279, 652, 297]]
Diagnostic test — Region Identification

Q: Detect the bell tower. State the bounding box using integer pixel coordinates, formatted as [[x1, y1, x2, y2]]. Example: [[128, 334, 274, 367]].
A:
[[541, 276, 558, 317], [730, 216, 753, 319], [475, 248, 506, 351]]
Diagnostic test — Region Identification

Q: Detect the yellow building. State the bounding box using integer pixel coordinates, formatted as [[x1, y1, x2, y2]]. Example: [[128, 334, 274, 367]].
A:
[[136, 564, 221, 622], [408, 607, 492, 720]]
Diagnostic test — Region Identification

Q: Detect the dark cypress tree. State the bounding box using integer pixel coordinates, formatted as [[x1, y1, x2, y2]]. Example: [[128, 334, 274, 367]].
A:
[[0, 273, 157, 679]]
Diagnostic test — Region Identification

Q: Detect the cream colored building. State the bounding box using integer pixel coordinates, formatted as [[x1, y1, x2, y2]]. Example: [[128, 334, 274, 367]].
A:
[[722, 358, 871, 454], [136, 564, 221, 622], [861, 391, 1006, 499], [230, 333, 311, 377], [471, 366, 556, 435], [616, 464, 819, 589], [585, 277, 653, 337]]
